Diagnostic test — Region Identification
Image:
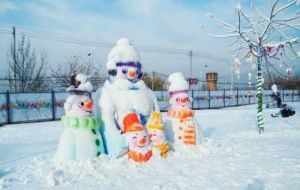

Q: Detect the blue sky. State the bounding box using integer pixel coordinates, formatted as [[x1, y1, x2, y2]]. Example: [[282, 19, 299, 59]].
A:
[[0, 0, 299, 85]]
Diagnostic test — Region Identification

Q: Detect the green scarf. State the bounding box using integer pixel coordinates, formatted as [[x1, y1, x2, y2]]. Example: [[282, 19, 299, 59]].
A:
[[61, 116, 100, 129]]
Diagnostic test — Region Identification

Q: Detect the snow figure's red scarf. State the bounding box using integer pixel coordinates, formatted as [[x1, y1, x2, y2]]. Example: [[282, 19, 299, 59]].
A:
[[168, 109, 196, 145]]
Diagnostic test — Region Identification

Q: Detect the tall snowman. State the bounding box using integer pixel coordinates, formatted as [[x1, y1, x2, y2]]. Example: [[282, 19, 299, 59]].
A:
[[55, 74, 104, 162], [164, 72, 204, 150], [95, 38, 161, 158]]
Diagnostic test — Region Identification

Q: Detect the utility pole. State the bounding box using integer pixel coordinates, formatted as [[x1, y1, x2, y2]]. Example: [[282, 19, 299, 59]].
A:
[[189, 50, 193, 78], [12, 26, 17, 92]]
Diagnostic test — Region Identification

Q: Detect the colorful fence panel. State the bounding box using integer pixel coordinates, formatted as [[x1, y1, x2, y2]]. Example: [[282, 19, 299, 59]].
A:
[[0, 89, 299, 125], [9, 93, 52, 123]]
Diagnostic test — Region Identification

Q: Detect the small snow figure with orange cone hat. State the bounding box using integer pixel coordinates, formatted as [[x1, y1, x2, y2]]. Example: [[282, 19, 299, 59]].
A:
[[122, 113, 152, 163], [54, 74, 104, 162], [164, 72, 204, 149], [146, 112, 169, 158]]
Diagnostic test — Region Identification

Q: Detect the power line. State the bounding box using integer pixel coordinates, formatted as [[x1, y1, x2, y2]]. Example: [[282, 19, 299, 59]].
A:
[[0, 26, 229, 60]]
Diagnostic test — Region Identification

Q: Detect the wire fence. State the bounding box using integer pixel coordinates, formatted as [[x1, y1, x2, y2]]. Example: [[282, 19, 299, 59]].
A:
[[0, 89, 299, 126]]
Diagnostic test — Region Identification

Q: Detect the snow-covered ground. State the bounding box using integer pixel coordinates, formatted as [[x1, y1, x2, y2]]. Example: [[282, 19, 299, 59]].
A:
[[1, 103, 300, 190]]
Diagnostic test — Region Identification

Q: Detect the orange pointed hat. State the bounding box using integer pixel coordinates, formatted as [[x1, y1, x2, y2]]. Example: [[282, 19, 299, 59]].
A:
[[123, 113, 144, 133]]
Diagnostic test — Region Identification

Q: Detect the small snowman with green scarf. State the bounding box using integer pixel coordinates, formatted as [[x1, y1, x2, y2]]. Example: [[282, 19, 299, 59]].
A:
[[55, 74, 104, 162]]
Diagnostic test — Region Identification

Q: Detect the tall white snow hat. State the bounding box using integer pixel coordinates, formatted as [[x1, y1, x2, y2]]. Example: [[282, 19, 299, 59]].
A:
[[106, 38, 141, 75], [168, 72, 189, 95]]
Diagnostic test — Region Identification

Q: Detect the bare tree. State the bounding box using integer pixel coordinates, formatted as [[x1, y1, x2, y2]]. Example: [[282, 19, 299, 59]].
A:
[[51, 55, 105, 90], [204, 0, 300, 133], [7, 35, 48, 92], [142, 72, 167, 91]]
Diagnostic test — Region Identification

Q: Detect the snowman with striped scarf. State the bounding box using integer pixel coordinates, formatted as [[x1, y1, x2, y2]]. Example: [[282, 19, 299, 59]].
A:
[[164, 72, 204, 150], [55, 74, 104, 162]]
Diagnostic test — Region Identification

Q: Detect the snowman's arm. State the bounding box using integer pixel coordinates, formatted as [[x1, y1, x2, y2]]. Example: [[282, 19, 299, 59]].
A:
[[99, 88, 116, 125], [192, 117, 205, 144], [99, 87, 127, 157]]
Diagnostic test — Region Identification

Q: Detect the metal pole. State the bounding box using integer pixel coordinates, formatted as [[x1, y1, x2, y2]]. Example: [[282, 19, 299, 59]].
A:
[[292, 89, 294, 102], [208, 90, 211, 109], [51, 90, 56, 121], [236, 89, 239, 106], [191, 90, 194, 109], [152, 71, 154, 90], [223, 89, 226, 107], [12, 26, 17, 92], [6, 91, 11, 124]]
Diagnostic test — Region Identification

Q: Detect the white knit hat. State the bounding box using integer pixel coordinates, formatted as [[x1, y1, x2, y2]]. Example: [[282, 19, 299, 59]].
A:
[[66, 73, 93, 93], [168, 72, 189, 93], [106, 38, 141, 71]]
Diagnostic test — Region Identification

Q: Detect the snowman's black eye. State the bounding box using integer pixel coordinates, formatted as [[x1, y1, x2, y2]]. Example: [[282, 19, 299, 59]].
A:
[[176, 97, 180, 102], [122, 69, 127, 74], [78, 101, 84, 107]]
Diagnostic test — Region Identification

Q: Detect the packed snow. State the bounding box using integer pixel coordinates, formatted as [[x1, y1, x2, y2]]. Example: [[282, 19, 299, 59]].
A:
[[1, 103, 300, 190]]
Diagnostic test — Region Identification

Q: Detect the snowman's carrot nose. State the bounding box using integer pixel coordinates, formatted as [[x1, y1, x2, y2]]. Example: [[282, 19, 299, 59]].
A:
[[84, 101, 93, 109], [138, 137, 146, 145], [128, 70, 136, 78], [180, 97, 188, 104]]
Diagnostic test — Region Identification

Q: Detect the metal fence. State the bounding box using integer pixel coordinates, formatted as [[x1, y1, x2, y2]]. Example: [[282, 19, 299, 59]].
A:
[[0, 89, 299, 126]]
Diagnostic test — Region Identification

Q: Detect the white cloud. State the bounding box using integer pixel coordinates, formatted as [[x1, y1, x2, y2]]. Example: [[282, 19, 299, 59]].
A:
[[0, 1, 19, 15]]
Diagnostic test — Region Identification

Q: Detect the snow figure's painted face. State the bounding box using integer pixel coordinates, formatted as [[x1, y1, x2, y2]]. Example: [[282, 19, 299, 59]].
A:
[[116, 65, 139, 81], [125, 130, 149, 153], [64, 95, 93, 117], [148, 129, 166, 146], [170, 91, 192, 110]]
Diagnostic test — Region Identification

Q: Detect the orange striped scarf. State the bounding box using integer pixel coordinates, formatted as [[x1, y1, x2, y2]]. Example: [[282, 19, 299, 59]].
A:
[[127, 150, 152, 162], [168, 109, 196, 145], [168, 109, 194, 119]]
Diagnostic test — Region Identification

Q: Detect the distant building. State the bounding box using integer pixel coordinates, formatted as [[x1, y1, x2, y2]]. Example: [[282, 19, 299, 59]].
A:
[[206, 72, 218, 90]]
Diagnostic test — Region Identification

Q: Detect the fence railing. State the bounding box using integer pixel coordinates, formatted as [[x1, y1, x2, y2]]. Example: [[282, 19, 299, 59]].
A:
[[0, 89, 299, 126]]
